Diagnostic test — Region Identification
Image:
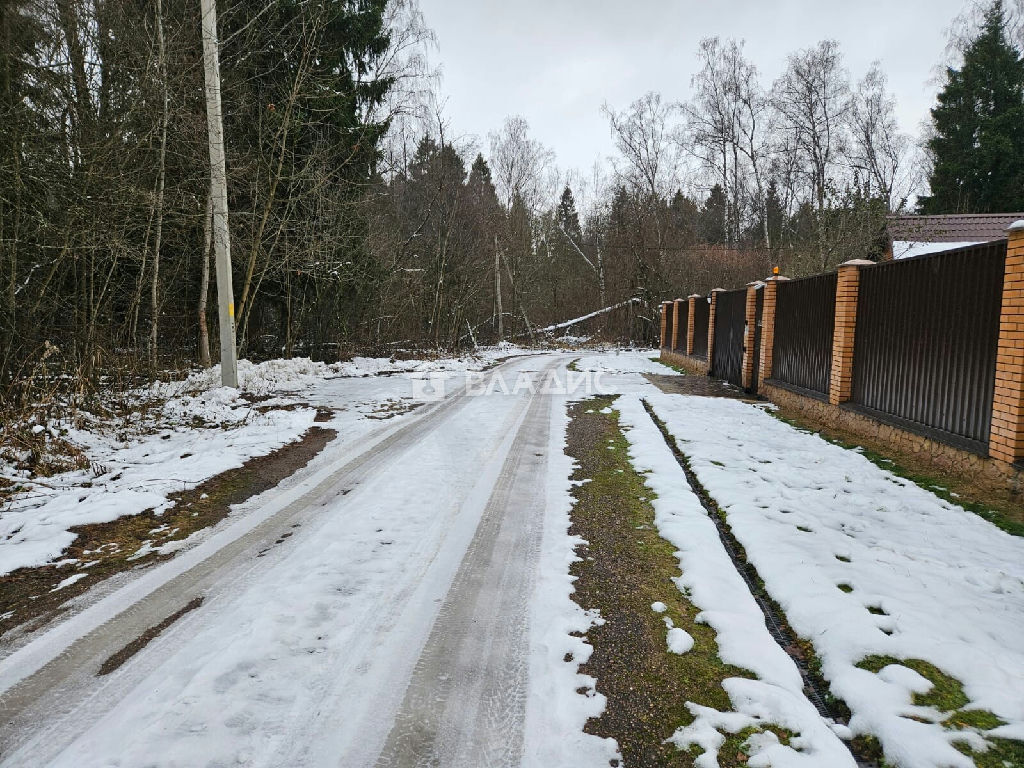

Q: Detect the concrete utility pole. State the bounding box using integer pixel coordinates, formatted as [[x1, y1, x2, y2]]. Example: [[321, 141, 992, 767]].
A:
[[494, 235, 503, 341], [200, 0, 238, 387]]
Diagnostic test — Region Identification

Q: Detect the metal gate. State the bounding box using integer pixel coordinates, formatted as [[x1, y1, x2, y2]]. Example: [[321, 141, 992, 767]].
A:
[[711, 289, 747, 387]]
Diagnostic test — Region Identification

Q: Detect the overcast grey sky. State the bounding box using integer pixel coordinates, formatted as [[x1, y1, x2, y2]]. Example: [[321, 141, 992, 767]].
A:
[[418, 0, 970, 174]]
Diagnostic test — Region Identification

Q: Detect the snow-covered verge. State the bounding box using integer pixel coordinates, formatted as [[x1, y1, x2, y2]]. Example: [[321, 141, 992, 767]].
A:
[[645, 391, 1024, 768], [0, 364, 322, 576], [615, 396, 856, 768], [0, 349, 523, 578], [572, 349, 666, 377], [150, 349, 511, 399], [522, 396, 619, 767]]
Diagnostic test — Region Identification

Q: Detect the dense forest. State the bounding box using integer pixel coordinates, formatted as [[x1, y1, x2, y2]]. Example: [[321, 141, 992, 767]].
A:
[[2, 0, 1024, 405]]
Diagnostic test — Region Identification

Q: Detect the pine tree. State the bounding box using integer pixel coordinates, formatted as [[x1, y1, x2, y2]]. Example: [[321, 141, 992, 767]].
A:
[[920, 0, 1024, 213]]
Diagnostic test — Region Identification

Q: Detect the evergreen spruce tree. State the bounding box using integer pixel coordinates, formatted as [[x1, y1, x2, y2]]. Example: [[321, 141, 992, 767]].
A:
[[467, 155, 502, 214], [667, 191, 700, 247], [920, 0, 1024, 213], [699, 185, 728, 245], [556, 186, 583, 242]]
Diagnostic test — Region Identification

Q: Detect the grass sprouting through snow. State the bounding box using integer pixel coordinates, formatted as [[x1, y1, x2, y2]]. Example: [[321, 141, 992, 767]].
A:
[[565, 395, 793, 766]]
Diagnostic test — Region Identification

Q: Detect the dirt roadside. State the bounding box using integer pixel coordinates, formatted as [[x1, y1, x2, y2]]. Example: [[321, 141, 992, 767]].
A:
[[0, 422, 336, 639]]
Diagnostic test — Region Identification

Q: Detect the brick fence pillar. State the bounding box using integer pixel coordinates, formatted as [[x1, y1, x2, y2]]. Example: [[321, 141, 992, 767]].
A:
[[686, 295, 700, 355], [828, 260, 873, 405], [741, 283, 760, 390], [660, 302, 669, 349], [758, 275, 789, 383], [708, 288, 725, 372], [671, 299, 684, 351], [990, 222, 1024, 464]]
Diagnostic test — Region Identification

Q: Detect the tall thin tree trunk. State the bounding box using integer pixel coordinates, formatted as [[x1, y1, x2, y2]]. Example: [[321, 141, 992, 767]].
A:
[[197, 186, 213, 367], [149, 0, 169, 369]]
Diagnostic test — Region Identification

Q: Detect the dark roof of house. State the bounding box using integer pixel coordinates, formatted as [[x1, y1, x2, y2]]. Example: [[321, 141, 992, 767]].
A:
[[887, 213, 1024, 243]]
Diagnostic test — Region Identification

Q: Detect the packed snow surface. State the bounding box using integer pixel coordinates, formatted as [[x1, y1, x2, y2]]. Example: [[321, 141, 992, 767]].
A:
[[644, 389, 1024, 768], [617, 396, 856, 767], [0, 351, 515, 576]]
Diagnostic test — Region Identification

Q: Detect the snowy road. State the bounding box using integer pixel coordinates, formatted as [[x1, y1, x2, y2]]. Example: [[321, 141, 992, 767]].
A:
[[0, 354, 588, 767], [3, 349, 1019, 768]]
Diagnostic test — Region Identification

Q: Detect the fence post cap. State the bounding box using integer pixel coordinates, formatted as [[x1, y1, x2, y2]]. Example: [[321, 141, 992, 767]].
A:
[[840, 259, 875, 267], [765, 274, 790, 282], [710, 287, 726, 293], [746, 280, 766, 288], [687, 293, 703, 299], [1007, 220, 1024, 232]]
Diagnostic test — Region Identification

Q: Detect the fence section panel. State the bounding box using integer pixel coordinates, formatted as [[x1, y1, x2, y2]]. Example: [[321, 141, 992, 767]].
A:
[[711, 289, 747, 387], [772, 273, 837, 397], [751, 287, 765, 393], [691, 297, 710, 359], [673, 300, 689, 353], [851, 241, 1006, 451]]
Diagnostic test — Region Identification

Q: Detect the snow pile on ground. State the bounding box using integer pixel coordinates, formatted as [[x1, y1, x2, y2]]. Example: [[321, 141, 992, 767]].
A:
[[645, 391, 1024, 768], [0, 384, 316, 576], [335, 355, 493, 379], [572, 349, 664, 376], [616, 396, 856, 767], [665, 625, 694, 655], [163, 357, 336, 397], [156, 353, 508, 399]]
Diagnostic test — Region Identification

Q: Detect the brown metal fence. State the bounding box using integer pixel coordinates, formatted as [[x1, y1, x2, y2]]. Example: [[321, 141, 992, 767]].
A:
[[851, 241, 1006, 452], [772, 273, 837, 397], [663, 303, 674, 349], [691, 298, 710, 359], [673, 301, 689, 353], [711, 289, 747, 387], [751, 288, 764, 393]]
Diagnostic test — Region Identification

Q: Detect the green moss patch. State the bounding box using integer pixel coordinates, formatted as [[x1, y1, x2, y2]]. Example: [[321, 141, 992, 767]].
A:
[[857, 656, 968, 711], [954, 737, 1024, 767], [566, 395, 790, 766], [857, 656, 1021, 765]]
